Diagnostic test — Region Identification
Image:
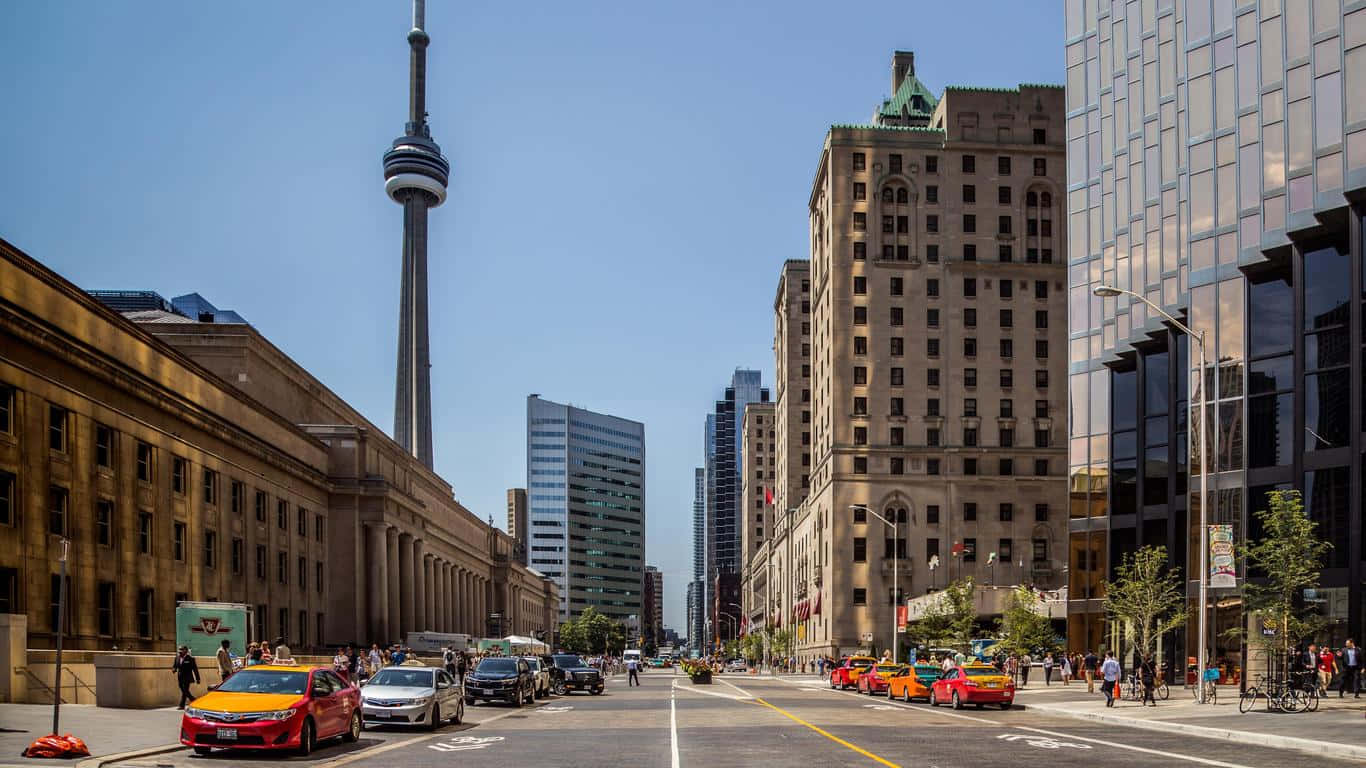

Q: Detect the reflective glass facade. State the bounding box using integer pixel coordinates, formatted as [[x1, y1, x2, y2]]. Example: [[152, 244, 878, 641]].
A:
[[1066, 0, 1366, 676]]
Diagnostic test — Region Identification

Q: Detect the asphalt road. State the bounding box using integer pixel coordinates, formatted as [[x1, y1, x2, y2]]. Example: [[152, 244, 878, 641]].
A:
[[109, 672, 1361, 768]]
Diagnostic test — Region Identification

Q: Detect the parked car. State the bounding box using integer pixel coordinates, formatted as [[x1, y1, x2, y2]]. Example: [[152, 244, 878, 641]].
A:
[[464, 657, 535, 707], [725, 658, 747, 673], [180, 664, 360, 757], [547, 653, 604, 695], [856, 663, 905, 695], [885, 663, 943, 702], [929, 663, 1016, 710], [829, 655, 877, 690], [522, 656, 551, 699], [360, 665, 463, 730]]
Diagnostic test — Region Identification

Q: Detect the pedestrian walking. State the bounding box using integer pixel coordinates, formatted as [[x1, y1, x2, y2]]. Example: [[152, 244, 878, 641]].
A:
[[173, 646, 201, 710], [273, 636, 291, 663], [1060, 653, 1072, 685], [368, 644, 382, 673], [1021, 653, 1033, 686], [1042, 653, 1054, 685], [1083, 649, 1099, 694], [1100, 651, 1121, 707], [458, 651, 470, 684], [443, 646, 458, 679], [627, 656, 640, 686], [1339, 639, 1361, 697], [215, 639, 234, 685], [1319, 645, 1337, 695], [1140, 653, 1157, 707]]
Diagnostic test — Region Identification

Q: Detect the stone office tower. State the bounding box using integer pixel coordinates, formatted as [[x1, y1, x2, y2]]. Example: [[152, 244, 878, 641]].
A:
[[384, 0, 450, 469]]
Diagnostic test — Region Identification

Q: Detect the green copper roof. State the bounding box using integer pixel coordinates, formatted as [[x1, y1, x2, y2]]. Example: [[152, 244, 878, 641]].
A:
[[878, 71, 938, 123]]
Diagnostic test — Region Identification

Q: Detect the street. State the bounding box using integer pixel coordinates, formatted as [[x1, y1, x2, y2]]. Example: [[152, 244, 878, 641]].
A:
[[104, 672, 1363, 768]]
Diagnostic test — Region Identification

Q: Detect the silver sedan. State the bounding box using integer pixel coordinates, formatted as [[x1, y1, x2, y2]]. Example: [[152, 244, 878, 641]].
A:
[[360, 666, 463, 730]]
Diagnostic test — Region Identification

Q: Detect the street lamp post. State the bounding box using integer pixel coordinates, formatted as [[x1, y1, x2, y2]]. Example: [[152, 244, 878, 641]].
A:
[[850, 504, 898, 664], [1093, 284, 1211, 703]]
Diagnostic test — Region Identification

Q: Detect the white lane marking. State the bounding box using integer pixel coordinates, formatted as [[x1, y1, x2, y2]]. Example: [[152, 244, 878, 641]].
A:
[[534, 705, 574, 713], [862, 704, 897, 711], [997, 733, 1092, 750], [312, 700, 543, 768], [766, 676, 1254, 768], [429, 735, 503, 752], [671, 677, 751, 701], [713, 676, 755, 699], [670, 686, 681, 768]]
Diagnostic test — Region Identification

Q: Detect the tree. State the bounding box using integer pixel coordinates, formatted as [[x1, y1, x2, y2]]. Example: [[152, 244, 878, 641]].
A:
[[556, 607, 618, 655], [740, 632, 764, 663], [1103, 545, 1186, 658], [769, 627, 793, 661], [997, 585, 1058, 657], [910, 578, 976, 652], [607, 622, 628, 656], [1242, 490, 1331, 669]]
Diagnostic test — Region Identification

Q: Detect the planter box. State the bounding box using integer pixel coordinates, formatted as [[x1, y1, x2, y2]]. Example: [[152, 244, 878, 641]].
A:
[[690, 671, 713, 685]]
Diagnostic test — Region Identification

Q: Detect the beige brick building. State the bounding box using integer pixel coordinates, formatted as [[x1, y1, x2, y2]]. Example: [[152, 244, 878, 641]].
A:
[[744, 52, 1070, 664], [739, 402, 776, 562], [0, 237, 557, 652]]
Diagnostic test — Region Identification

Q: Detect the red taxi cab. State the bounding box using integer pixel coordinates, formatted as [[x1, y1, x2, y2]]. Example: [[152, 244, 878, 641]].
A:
[[829, 655, 877, 690], [929, 663, 1015, 710], [856, 663, 906, 695], [180, 664, 361, 756]]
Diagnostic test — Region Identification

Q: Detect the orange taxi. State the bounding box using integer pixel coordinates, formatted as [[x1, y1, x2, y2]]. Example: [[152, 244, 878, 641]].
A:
[[929, 662, 1015, 710], [885, 662, 944, 701], [828, 655, 877, 690]]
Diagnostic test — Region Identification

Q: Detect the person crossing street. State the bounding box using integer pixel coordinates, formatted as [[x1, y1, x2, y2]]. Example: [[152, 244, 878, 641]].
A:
[[627, 655, 640, 686], [172, 646, 201, 710]]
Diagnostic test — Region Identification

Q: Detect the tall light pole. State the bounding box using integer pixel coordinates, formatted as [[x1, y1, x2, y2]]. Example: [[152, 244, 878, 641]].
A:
[[1093, 284, 1210, 703], [850, 504, 899, 664]]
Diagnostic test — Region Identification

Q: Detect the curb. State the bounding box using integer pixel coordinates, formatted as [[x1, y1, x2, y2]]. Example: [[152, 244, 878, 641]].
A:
[[1014, 701, 1366, 762], [74, 743, 184, 768]]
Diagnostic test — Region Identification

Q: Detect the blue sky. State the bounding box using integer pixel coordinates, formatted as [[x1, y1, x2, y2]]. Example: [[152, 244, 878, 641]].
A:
[[0, 1, 1063, 633]]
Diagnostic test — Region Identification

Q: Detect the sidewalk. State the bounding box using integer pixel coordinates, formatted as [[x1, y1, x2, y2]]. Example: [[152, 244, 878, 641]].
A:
[[0, 703, 182, 768], [1011, 681, 1366, 761]]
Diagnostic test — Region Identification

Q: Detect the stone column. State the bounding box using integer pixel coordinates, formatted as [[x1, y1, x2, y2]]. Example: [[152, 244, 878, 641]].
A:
[[398, 532, 414, 637], [441, 561, 451, 632], [413, 539, 427, 632], [366, 522, 390, 642], [461, 569, 470, 633], [477, 577, 485, 636], [422, 553, 434, 632], [386, 527, 401, 644]]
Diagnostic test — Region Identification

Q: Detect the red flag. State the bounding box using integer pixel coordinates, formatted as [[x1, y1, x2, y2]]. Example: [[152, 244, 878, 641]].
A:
[[764, 487, 774, 505]]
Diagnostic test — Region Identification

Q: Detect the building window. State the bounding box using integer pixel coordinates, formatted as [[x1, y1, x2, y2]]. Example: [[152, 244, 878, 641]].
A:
[[854, 242, 866, 260], [853, 306, 867, 325], [316, 562, 325, 594], [999, 538, 1014, 561], [853, 397, 867, 415], [1032, 129, 1046, 144], [48, 486, 68, 536], [927, 338, 939, 358], [1034, 280, 1049, 299], [853, 506, 867, 523], [927, 308, 940, 328], [173, 522, 186, 561], [889, 153, 902, 173], [964, 338, 977, 357], [853, 212, 866, 231], [231, 537, 244, 575], [963, 278, 976, 297], [1000, 309, 1013, 328], [204, 530, 217, 569], [927, 458, 941, 475], [1000, 369, 1014, 388], [854, 182, 866, 201], [97, 581, 115, 636], [890, 457, 904, 474], [963, 502, 977, 521], [0, 472, 13, 526], [854, 336, 868, 355], [1001, 339, 1014, 358], [963, 214, 976, 233], [962, 154, 975, 173], [132, 444, 156, 486], [854, 426, 867, 445], [999, 244, 1013, 262], [256, 545, 266, 580], [853, 275, 866, 294], [999, 503, 1013, 522], [927, 505, 940, 524], [926, 244, 939, 263], [927, 428, 941, 447], [964, 458, 978, 475], [138, 512, 152, 554], [298, 556, 307, 589], [964, 398, 977, 417], [964, 428, 978, 447], [890, 307, 903, 326], [962, 184, 976, 204], [889, 277, 904, 296], [963, 243, 977, 262], [963, 538, 977, 562], [277, 500, 288, 530], [925, 155, 938, 173], [890, 397, 904, 416], [96, 499, 113, 546], [202, 469, 217, 505], [1035, 428, 1050, 447], [897, 216, 909, 233], [48, 406, 67, 452], [95, 425, 113, 469], [890, 427, 904, 446], [891, 337, 904, 356], [965, 368, 978, 387], [853, 588, 867, 605], [1034, 503, 1049, 522], [854, 366, 867, 385], [0, 386, 11, 434], [136, 589, 154, 638], [852, 152, 865, 171], [853, 456, 867, 474], [926, 278, 940, 298], [1034, 458, 1049, 476], [926, 215, 938, 233], [1035, 339, 1048, 359], [297, 507, 307, 537], [998, 156, 1012, 175], [927, 398, 940, 417], [999, 186, 1012, 205], [999, 399, 1014, 418], [1035, 370, 1049, 388], [172, 457, 186, 494], [927, 368, 940, 387], [998, 215, 1012, 234], [999, 458, 1014, 476], [1033, 157, 1047, 176], [854, 537, 867, 561], [1001, 428, 1015, 447]]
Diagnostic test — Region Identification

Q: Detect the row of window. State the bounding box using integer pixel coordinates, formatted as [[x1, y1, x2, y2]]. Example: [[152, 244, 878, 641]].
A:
[[855, 241, 1056, 264], [852, 455, 1052, 477], [855, 212, 1040, 236], [856, 184, 1055, 209], [854, 424, 1051, 449], [850, 152, 1049, 176], [855, 306, 1050, 332], [852, 503, 1049, 525]]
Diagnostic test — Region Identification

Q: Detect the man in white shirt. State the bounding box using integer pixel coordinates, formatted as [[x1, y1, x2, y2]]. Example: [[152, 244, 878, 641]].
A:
[[1100, 651, 1122, 707]]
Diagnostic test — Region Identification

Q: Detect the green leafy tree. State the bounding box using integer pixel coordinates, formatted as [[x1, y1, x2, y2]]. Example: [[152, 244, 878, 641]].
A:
[[997, 585, 1058, 657], [740, 632, 764, 663], [769, 627, 794, 660], [1103, 545, 1186, 657], [1242, 490, 1331, 670], [557, 615, 588, 654], [606, 621, 627, 656], [910, 578, 976, 652]]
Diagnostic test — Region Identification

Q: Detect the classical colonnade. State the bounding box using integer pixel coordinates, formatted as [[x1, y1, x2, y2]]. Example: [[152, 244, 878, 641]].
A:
[[364, 521, 489, 643]]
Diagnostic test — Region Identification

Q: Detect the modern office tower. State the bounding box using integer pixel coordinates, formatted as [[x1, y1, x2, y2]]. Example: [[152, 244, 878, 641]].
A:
[[750, 51, 1069, 664], [689, 466, 706, 650], [740, 402, 778, 561], [526, 395, 645, 627], [1064, 1, 1366, 667], [705, 370, 768, 647], [384, 0, 450, 469], [507, 488, 528, 565]]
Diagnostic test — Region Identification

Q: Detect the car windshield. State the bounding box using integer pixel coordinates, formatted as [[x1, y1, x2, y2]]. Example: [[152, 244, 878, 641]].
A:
[[553, 655, 586, 668], [524, 658, 541, 670], [367, 668, 434, 688], [476, 659, 517, 674], [216, 670, 309, 695], [963, 667, 1003, 677]]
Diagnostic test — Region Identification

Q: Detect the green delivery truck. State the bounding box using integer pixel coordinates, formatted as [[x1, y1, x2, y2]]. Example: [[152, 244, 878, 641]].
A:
[[175, 601, 254, 660]]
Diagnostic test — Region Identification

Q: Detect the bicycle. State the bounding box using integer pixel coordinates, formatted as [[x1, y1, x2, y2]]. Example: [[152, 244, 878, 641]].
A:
[[1240, 673, 1314, 713], [1192, 667, 1219, 705]]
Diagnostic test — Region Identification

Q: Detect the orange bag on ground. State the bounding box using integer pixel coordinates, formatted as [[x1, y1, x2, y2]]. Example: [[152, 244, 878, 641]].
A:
[[22, 733, 91, 758]]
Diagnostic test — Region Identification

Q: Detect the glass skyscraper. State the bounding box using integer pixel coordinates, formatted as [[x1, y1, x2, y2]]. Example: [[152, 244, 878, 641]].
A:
[[526, 395, 645, 627], [1065, 0, 1366, 675]]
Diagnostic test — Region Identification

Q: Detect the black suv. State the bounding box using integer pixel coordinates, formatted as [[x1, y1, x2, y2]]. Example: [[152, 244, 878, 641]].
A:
[[548, 653, 604, 695], [464, 657, 535, 707]]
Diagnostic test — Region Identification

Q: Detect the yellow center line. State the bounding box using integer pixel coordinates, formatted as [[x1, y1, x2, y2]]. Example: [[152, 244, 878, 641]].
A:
[[751, 696, 901, 768]]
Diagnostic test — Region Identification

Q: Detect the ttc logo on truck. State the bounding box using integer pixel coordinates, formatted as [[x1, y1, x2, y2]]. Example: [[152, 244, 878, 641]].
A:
[[189, 617, 232, 636]]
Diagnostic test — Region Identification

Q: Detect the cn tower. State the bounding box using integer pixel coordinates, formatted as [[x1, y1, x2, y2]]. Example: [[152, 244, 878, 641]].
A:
[[383, 0, 449, 469]]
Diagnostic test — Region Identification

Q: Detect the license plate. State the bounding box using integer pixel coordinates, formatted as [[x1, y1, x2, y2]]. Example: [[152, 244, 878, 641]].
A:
[[370, 711, 389, 719], [216, 728, 238, 741], [481, 688, 494, 695], [984, 682, 1000, 688]]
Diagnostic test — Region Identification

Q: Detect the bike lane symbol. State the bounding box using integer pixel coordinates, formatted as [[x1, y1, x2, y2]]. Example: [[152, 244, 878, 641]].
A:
[[429, 735, 505, 752], [996, 733, 1092, 750]]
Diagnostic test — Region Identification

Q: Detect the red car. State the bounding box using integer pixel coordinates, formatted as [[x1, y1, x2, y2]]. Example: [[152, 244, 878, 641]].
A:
[[928, 663, 1015, 710], [180, 664, 361, 756], [829, 655, 876, 690], [856, 663, 905, 695]]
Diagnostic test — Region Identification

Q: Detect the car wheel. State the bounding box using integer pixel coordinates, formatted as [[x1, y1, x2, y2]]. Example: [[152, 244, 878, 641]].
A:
[[1000, 702, 1011, 710], [453, 698, 464, 725], [297, 717, 316, 756], [514, 687, 524, 707], [951, 691, 963, 710], [554, 680, 566, 695], [929, 689, 938, 707], [343, 711, 361, 742], [592, 687, 603, 695], [975, 703, 984, 709], [194, 746, 213, 756], [428, 703, 441, 731]]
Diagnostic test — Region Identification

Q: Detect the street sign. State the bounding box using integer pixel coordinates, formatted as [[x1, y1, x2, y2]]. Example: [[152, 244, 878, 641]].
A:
[[860, 632, 874, 643]]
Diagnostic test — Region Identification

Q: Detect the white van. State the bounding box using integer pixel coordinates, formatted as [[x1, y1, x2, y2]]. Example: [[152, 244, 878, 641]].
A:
[[624, 649, 642, 666]]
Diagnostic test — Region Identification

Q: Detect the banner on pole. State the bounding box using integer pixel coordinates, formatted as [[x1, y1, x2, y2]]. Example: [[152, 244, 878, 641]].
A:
[[1209, 524, 1236, 588]]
